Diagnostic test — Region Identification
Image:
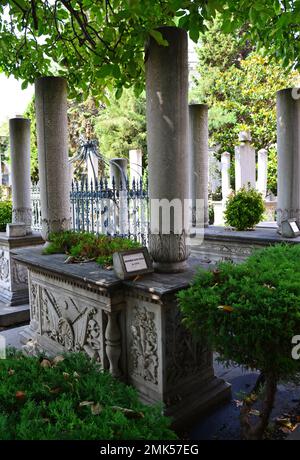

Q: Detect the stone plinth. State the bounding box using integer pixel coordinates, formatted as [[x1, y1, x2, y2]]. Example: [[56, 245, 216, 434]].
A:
[[109, 158, 128, 235], [257, 148, 268, 198], [276, 88, 300, 227], [191, 225, 300, 264], [0, 232, 43, 325], [235, 131, 256, 191], [221, 151, 231, 203], [9, 117, 32, 234], [13, 247, 230, 428], [35, 77, 72, 241], [146, 27, 190, 273]]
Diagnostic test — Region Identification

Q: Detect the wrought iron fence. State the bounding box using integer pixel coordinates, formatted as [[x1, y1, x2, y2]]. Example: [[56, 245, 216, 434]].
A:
[[31, 183, 42, 232], [31, 178, 149, 245]]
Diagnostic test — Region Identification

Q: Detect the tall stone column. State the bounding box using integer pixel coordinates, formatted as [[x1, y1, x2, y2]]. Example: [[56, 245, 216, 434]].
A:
[[257, 148, 268, 198], [146, 27, 189, 273], [277, 88, 300, 226], [9, 117, 32, 234], [35, 77, 72, 241], [129, 149, 143, 184], [221, 151, 231, 203], [109, 158, 128, 189], [189, 104, 208, 228], [109, 158, 128, 235], [234, 131, 256, 191]]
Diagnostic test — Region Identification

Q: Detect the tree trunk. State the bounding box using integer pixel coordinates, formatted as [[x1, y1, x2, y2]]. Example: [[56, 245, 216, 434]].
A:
[[240, 373, 277, 440]]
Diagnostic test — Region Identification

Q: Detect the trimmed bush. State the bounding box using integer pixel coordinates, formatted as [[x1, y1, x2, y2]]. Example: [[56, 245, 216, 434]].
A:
[[178, 244, 300, 439], [43, 231, 140, 266], [224, 186, 265, 230], [0, 201, 12, 232], [0, 351, 176, 440]]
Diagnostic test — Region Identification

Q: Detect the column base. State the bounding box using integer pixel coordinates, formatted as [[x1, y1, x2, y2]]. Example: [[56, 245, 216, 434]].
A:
[[153, 260, 188, 273]]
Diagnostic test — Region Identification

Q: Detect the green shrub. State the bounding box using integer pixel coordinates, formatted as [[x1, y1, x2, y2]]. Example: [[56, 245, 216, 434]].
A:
[[0, 201, 12, 231], [43, 231, 140, 266], [178, 244, 300, 439], [0, 351, 176, 440], [224, 186, 265, 230]]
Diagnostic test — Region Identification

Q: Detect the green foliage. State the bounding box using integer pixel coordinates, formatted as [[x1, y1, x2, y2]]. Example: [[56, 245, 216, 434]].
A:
[[44, 231, 140, 266], [178, 244, 300, 438], [178, 244, 300, 379], [0, 201, 12, 231], [190, 16, 299, 195], [23, 99, 39, 182], [0, 351, 176, 440], [224, 186, 265, 230], [0, 1, 299, 98], [24, 89, 146, 181], [95, 88, 147, 163]]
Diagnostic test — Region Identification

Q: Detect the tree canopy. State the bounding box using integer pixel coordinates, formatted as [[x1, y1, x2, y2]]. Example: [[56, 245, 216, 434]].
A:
[[190, 17, 299, 194], [0, 1, 299, 99]]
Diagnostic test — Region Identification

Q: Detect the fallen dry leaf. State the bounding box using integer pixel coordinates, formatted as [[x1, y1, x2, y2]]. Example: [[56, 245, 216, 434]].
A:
[[111, 406, 144, 420], [275, 417, 298, 432], [63, 372, 70, 380], [52, 356, 65, 366], [91, 403, 103, 415], [49, 387, 61, 394], [40, 359, 52, 368], [15, 391, 26, 400], [249, 409, 260, 417], [218, 305, 234, 312], [233, 399, 243, 408], [79, 401, 94, 407]]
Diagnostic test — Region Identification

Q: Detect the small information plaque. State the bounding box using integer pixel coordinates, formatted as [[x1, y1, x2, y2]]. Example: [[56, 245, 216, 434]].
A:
[[113, 247, 153, 280], [281, 218, 300, 238]]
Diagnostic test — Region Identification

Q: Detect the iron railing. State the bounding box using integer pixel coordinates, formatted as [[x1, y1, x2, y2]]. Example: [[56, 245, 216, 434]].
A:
[[31, 178, 149, 245]]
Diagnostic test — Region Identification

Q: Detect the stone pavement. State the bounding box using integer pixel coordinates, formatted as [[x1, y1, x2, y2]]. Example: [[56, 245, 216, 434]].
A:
[[0, 325, 27, 349], [190, 359, 300, 440]]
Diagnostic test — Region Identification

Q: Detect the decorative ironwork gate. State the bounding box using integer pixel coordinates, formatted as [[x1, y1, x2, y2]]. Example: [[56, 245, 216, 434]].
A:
[[31, 178, 149, 245]]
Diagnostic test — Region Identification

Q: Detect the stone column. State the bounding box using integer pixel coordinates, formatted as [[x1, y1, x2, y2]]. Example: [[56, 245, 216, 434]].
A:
[[146, 27, 189, 273], [257, 148, 268, 198], [277, 88, 300, 226], [109, 158, 128, 235], [234, 131, 256, 191], [9, 117, 32, 234], [129, 149, 143, 185], [87, 153, 98, 187], [221, 151, 231, 202], [109, 157, 128, 189], [35, 77, 72, 241], [189, 104, 208, 228]]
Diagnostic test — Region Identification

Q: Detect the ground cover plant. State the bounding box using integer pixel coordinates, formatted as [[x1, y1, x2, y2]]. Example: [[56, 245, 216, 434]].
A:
[[178, 244, 300, 439], [43, 231, 140, 266], [0, 351, 176, 440], [224, 186, 265, 230], [0, 201, 12, 232]]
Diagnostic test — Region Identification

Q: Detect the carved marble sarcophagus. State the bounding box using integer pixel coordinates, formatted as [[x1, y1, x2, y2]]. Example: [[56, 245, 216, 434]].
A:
[[13, 247, 231, 428]]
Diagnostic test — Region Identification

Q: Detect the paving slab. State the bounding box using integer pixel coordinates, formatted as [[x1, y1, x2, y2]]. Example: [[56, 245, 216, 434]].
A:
[[190, 359, 300, 440], [0, 325, 27, 349]]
